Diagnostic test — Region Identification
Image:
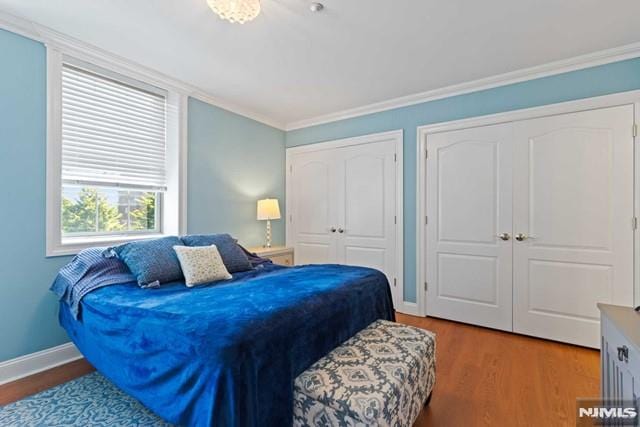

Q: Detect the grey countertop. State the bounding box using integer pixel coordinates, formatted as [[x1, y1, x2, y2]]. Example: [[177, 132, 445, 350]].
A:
[[599, 303, 640, 352]]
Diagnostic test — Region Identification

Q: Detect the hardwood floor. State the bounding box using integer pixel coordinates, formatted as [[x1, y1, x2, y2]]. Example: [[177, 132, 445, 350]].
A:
[[399, 313, 600, 427], [0, 315, 599, 427], [0, 359, 94, 406]]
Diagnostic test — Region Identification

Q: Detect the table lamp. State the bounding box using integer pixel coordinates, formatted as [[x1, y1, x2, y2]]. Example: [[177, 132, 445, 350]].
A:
[[257, 198, 281, 248]]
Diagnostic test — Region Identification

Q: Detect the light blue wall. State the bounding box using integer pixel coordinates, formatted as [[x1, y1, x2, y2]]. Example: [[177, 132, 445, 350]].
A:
[[0, 29, 285, 362], [3, 21, 640, 362], [286, 57, 640, 303], [187, 98, 286, 246], [0, 29, 73, 362]]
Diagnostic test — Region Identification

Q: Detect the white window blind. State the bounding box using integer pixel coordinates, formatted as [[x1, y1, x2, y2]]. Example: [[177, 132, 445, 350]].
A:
[[61, 63, 167, 190]]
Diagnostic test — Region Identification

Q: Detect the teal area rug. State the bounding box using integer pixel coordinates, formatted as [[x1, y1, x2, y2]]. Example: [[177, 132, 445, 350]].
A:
[[0, 372, 172, 426]]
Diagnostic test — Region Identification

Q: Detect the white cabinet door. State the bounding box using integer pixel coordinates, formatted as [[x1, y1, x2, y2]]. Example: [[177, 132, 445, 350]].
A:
[[287, 135, 401, 307], [513, 105, 635, 348], [600, 313, 640, 405], [425, 123, 514, 331], [336, 140, 398, 286], [289, 150, 339, 264]]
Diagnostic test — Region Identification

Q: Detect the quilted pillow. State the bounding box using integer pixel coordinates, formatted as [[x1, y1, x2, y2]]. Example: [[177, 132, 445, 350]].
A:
[[180, 234, 252, 273], [106, 236, 184, 287], [173, 245, 232, 287]]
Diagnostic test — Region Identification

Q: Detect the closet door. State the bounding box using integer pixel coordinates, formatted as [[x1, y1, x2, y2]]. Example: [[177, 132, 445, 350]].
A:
[[289, 150, 339, 264], [512, 105, 635, 348], [335, 140, 398, 283], [425, 123, 514, 331]]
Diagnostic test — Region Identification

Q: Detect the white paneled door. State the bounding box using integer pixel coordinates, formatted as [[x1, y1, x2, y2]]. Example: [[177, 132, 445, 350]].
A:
[[425, 123, 514, 331], [338, 141, 397, 278], [424, 104, 635, 348], [288, 133, 401, 307], [289, 149, 338, 265], [512, 105, 634, 347]]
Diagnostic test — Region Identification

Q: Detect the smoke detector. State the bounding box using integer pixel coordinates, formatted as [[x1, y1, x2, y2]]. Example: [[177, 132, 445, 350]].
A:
[[310, 2, 324, 12]]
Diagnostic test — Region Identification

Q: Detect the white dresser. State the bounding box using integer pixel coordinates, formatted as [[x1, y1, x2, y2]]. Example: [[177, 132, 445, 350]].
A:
[[599, 303, 640, 404]]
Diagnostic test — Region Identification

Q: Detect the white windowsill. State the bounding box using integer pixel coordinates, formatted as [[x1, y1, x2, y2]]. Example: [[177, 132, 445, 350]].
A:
[[48, 233, 168, 257]]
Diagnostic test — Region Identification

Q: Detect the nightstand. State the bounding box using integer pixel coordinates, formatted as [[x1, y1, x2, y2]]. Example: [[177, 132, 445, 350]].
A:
[[248, 246, 294, 266]]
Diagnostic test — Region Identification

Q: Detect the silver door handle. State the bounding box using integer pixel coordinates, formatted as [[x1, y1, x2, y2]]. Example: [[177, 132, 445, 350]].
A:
[[497, 233, 510, 241], [515, 233, 538, 242], [338, 228, 345, 233], [330, 227, 336, 233]]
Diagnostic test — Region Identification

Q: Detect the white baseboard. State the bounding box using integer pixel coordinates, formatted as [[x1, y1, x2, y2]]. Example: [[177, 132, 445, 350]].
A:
[[0, 342, 82, 386]]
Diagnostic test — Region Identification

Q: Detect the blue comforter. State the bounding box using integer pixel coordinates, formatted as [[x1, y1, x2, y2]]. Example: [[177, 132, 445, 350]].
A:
[[60, 263, 394, 426]]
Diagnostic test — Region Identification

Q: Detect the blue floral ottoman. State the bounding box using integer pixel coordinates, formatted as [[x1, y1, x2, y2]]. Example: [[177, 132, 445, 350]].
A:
[[293, 320, 436, 427]]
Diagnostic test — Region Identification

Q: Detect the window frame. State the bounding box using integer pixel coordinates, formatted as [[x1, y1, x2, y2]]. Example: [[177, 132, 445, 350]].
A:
[[46, 47, 187, 257]]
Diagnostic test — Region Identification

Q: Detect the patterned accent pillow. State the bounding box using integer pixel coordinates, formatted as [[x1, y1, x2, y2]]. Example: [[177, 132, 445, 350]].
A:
[[180, 234, 252, 273], [173, 245, 232, 287], [106, 236, 184, 287]]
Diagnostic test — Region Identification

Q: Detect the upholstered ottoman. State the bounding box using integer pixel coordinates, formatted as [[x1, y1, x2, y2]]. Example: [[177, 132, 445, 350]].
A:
[[293, 320, 436, 427]]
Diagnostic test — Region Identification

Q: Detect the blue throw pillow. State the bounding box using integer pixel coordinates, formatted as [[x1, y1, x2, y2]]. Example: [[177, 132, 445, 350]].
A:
[[181, 234, 252, 273], [106, 236, 184, 287]]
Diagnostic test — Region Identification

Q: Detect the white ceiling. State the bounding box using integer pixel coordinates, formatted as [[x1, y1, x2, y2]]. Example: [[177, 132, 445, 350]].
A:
[[1, 0, 640, 129]]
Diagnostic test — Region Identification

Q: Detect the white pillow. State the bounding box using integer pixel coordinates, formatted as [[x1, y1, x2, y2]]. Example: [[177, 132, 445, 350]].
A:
[[173, 245, 232, 287]]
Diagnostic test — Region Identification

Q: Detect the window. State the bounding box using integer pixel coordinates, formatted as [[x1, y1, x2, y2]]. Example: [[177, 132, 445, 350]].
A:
[[60, 63, 166, 237], [47, 51, 185, 256]]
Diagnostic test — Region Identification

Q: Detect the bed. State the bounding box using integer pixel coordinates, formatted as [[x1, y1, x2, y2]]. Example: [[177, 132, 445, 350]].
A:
[[55, 255, 394, 426]]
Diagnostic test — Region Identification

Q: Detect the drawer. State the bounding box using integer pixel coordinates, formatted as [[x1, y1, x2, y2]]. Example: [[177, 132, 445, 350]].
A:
[[270, 254, 294, 266]]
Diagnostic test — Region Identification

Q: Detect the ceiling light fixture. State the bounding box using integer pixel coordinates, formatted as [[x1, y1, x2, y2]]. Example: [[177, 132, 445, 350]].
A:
[[206, 0, 261, 24]]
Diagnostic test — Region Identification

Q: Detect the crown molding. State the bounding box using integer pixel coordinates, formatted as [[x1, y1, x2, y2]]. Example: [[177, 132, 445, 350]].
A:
[[0, 9, 42, 41], [0, 10, 286, 130], [3, 9, 640, 132], [285, 41, 640, 131], [189, 90, 285, 129]]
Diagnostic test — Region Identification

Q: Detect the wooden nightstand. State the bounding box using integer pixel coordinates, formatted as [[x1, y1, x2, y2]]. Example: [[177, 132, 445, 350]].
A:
[[248, 246, 294, 266]]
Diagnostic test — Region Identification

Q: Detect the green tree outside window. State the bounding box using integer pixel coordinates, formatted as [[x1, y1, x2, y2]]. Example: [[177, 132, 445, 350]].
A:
[[62, 188, 157, 234]]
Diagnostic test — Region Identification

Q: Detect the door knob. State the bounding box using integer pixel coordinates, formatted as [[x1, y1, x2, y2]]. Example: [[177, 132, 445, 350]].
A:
[[497, 233, 510, 241], [514, 233, 527, 242], [338, 228, 345, 233], [330, 227, 336, 233]]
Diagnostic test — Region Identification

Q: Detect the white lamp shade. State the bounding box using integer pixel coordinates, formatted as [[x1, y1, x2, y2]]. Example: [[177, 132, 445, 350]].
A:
[[257, 198, 281, 220]]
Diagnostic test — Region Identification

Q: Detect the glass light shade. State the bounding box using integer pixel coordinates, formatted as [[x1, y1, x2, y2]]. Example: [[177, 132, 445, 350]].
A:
[[206, 0, 261, 24], [257, 199, 281, 220]]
